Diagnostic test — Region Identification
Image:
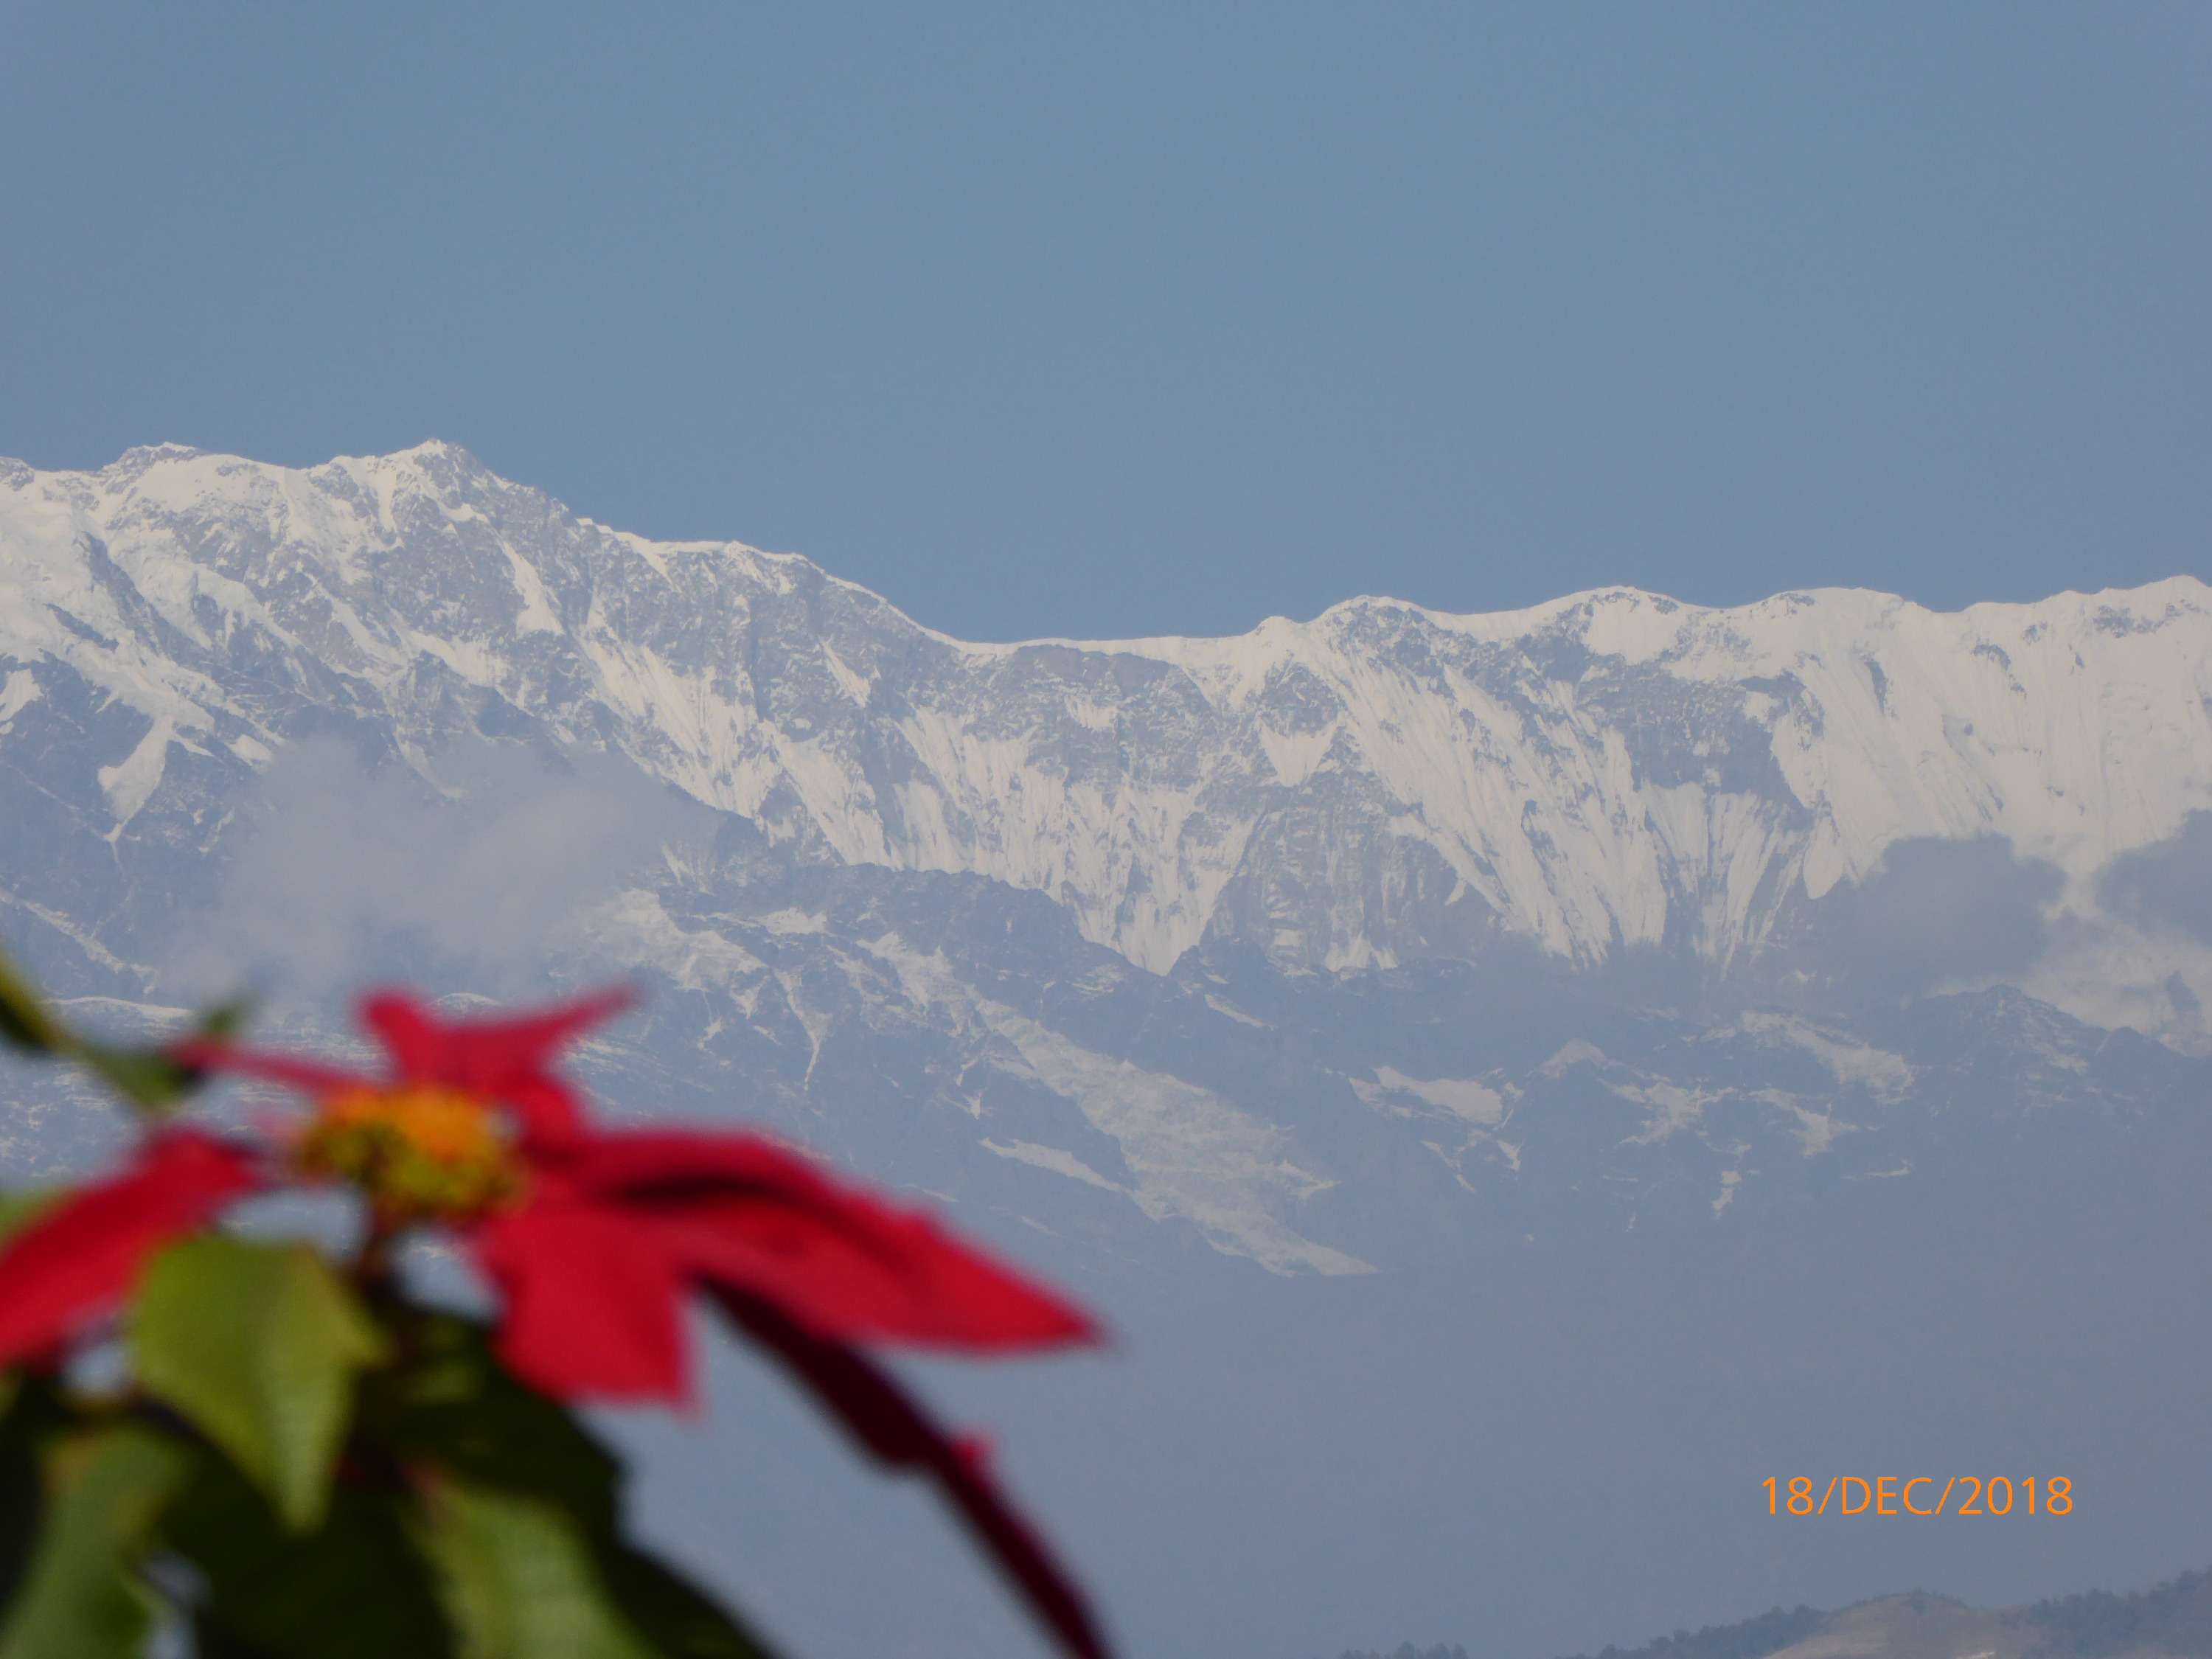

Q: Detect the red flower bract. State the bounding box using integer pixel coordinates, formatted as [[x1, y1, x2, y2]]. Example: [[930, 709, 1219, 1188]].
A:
[[0, 1130, 262, 1366], [172, 987, 1113, 1659], [491, 1127, 1100, 1399], [357, 987, 632, 1150]]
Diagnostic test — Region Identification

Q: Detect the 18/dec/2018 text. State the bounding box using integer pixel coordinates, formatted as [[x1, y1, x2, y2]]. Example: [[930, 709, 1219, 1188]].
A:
[[1764, 1477, 2071, 1517]]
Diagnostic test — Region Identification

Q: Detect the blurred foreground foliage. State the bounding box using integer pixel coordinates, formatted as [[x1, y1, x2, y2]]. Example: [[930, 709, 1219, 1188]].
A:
[[0, 942, 1110, 1659]]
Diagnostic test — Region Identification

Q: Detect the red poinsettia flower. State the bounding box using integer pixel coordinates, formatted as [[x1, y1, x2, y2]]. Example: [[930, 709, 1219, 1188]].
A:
[[0, 989, 1112, 1659]]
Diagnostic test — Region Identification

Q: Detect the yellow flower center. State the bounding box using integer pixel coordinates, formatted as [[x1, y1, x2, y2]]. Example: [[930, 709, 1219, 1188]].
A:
[[296, 1083, 524, 1222]]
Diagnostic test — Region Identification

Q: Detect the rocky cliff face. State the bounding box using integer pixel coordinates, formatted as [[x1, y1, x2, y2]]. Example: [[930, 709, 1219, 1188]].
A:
[[4, 440, 2209, 1275]]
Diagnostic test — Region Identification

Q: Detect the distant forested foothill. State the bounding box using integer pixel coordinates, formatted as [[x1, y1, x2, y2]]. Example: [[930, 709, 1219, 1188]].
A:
[[2024, 1565, 2212, 1656], [1554, 1604, 1827, 1659], [1320, 1562, 2212, 1659]]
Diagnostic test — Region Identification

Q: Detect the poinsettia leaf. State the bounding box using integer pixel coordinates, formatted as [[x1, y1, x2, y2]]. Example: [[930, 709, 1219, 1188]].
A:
[[0, 1405, 37, 1615], [380, 1316, 619, 1528], [0, 1190, 57, 1256], [191, 997, 254, 1043], [74, 1043, 198, 1111], [129, 1237, 388, 1531], [0, 1373, 71, 1613], [595, 1543, 783, 1659], [415, 1474, 655, 1659], [82, 997, 256, 1113], [0, 951, 62, 1056], [159, 1440, 454, 1659], [381, 1318, 782, 1659], [0, 1423, 189, 1659], [187, 1622, 269, 1659]]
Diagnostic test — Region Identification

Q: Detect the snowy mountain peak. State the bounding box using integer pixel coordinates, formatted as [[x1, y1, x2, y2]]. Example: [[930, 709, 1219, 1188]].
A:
[[4, 445, 2209, 1038], [7, 439, 2212, 1286]]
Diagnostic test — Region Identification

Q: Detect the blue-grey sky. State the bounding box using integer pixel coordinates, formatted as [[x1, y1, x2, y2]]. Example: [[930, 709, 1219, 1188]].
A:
[[2, 2, 2205, 642]]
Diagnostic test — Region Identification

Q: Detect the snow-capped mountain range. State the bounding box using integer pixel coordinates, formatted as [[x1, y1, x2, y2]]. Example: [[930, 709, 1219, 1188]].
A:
[[3, 439, 2209, 1275]]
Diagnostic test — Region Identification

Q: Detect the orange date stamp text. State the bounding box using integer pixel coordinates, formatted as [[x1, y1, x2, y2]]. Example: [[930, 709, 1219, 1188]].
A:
[[1764, 1476, 2070, 1517]]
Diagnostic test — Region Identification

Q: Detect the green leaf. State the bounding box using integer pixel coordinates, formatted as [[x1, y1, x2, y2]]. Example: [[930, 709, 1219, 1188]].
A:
[[0, 950, 62, 1056], [74, 1043, 198, 1112], [380, 1318, 619, 1529], [78, 996, 254, 1113], [187, 1621, 274, 1659], [130, 1237, 388, 1531], [416, 1476, 655, 1659], [381, 1320, 781, 1659], [192, 996, 254, 1043], [0, 1191, 57, 1256], [160, 1441, 453, 1659], [0, 1389, 28, 1593], [596, 1545, 782, 1659], [0, 1424, 189, 1659], [0, 1374, 73, 1613]]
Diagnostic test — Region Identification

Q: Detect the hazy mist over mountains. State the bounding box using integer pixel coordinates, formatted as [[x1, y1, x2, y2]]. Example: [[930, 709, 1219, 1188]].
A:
[[4, 442, 2212, 1659]]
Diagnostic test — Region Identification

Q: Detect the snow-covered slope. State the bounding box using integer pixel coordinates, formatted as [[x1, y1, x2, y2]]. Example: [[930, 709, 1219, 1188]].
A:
[[4, 441, 2208, 992], [5, 439, 2212, 1276]]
